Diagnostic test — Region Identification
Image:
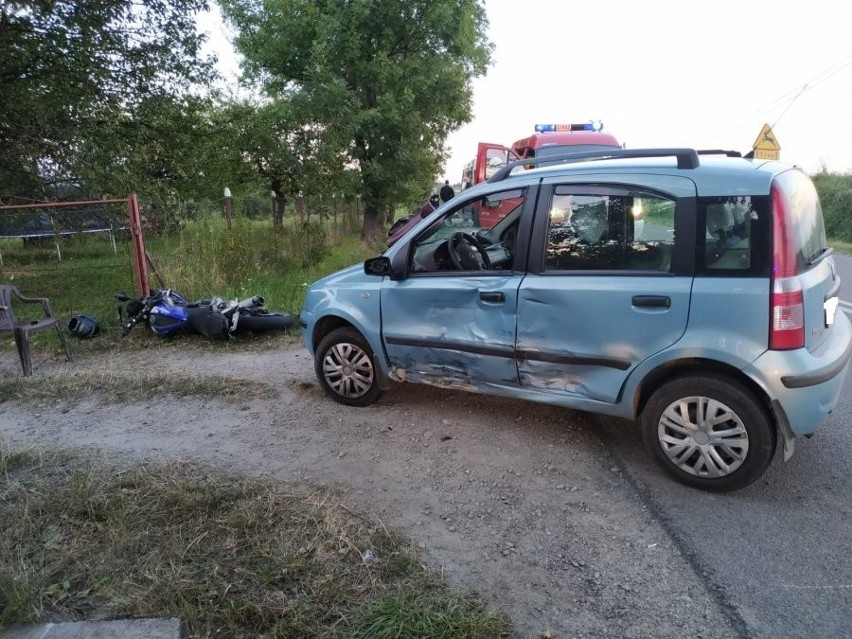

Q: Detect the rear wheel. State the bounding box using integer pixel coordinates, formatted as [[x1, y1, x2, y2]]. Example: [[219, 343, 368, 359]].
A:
[[236, 311, 293, 333], [314, 327, 381, 407], [640, 374, 776, 492]]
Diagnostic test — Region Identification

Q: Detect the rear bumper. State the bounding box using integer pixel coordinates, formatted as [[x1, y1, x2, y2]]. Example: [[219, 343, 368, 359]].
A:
[[780, 337, 852, 388], [746, 311, 852, 436]]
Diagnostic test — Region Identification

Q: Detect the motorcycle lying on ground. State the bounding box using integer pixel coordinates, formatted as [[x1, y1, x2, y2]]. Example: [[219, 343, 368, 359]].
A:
[[115, 288, 293, 339]]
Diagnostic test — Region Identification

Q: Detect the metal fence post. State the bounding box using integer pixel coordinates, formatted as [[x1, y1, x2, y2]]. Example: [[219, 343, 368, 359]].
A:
[[127, 193, 149, 296]]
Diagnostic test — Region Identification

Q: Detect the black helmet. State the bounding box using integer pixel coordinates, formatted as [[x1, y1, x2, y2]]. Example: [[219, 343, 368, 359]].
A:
[[68, 314, 100, 338]]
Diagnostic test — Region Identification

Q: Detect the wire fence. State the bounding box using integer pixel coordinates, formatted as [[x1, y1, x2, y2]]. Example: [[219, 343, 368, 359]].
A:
[[0, 199, 130, 266]]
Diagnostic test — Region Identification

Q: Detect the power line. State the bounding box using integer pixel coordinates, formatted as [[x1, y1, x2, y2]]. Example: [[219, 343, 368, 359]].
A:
[[771, 83, 809, 130], [774, 55, 852, 129], [695, 54, 852, 144]]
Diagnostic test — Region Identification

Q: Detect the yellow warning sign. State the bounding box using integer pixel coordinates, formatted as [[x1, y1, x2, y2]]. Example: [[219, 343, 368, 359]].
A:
[[752, 123, 780, 160]]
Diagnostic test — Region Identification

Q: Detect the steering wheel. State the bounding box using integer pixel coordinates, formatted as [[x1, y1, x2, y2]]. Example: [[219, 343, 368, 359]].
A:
[[447, 232, 491, 270]]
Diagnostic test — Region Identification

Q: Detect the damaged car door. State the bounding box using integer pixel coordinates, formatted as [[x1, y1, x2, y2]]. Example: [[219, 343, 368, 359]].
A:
[[515, 177, 695, 404], [380, 187, 535, 390]]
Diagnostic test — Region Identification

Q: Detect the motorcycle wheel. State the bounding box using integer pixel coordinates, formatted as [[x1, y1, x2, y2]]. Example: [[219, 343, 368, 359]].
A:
[[236, 311, 293, 333]]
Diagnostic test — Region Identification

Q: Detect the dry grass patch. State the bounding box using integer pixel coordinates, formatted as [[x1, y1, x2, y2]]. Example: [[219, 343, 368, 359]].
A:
[[0, 369, 275, 405], [0, 448, 510, 638]]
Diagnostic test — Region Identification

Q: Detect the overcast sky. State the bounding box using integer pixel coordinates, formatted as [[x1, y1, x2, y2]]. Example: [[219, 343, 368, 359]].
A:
[[200, 0, 852, 182]]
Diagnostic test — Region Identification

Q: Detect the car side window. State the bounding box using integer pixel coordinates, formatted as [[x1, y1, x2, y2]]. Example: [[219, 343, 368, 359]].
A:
[[411, 189, 526, 274], [544, 187, 675, 271]]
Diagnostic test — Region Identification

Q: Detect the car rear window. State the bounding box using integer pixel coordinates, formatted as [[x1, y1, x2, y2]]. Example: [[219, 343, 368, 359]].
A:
[[698, 195, 770, 275], [772, 169, 828, 272]]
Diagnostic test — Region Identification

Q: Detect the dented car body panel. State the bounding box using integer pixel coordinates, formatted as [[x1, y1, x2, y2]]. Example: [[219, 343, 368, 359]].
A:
[[381, 274, 524, 387], [516, 275, 692, 403]]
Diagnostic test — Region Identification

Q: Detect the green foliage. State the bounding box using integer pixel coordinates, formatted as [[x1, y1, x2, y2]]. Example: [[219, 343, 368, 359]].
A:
[[352, 591, 507, 639], [69, 95, 236, 208], [297, 221, 329, 267], [215, 100, 354, 202], [220, 0, 493, 241], [0, 0, 214, 199], [813, 171, 852, 242]]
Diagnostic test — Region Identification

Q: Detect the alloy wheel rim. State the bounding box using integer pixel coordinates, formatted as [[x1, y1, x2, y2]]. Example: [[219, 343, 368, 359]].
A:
[[322, 342, 374, 398], [657, 396, 749, 478]]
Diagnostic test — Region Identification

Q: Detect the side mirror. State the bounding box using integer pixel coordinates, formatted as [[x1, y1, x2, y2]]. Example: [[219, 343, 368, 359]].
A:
[[364, 256, 391, 276]]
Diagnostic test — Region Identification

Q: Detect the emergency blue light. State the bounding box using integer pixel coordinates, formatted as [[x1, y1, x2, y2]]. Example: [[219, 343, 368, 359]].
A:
[[534, 121, 604, 133]]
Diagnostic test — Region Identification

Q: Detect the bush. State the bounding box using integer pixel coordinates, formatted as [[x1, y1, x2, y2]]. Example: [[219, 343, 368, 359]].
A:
[[813, 172, 852, 242], [297, 221, 328, 267]]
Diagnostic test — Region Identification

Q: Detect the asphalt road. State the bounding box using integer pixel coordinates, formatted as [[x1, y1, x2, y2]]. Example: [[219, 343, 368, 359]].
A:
[[599, 252, 852, 639], [835, 253, 852, 320]]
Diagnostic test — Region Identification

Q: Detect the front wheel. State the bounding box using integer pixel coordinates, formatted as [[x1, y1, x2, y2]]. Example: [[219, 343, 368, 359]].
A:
[[314, 327, 381, 407], [640, 374, 776, 492]]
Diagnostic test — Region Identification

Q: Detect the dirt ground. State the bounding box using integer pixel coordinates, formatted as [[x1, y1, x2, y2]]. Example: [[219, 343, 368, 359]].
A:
[[1, 341, 740, 639]]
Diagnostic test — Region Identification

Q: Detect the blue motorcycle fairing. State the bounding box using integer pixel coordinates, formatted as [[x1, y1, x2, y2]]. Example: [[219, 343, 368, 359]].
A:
[[148, 293, 190, 336]]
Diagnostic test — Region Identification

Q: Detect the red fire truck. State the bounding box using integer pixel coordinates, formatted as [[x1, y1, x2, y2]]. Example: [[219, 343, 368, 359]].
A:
[[462, 122, 621, 188], [459, 122, 622, 227]]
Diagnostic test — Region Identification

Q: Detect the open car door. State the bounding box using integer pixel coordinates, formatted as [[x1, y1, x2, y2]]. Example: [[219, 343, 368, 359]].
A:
[[471, 143, 520, 186]]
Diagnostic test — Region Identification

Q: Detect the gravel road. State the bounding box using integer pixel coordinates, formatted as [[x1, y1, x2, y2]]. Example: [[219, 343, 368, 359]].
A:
[[0, 343, 775, 639]]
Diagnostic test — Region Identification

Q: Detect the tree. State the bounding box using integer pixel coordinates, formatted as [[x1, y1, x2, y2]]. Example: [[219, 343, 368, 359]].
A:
[[220, 0, 492, 242], [71, 94, 220, 199], [0, 0, 214, 199], [216, 99, 353, 229]]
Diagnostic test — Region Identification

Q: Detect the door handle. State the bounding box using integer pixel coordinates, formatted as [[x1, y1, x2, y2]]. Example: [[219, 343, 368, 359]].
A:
[[480, 291, 505, 303], [632, 295, 670, 308]]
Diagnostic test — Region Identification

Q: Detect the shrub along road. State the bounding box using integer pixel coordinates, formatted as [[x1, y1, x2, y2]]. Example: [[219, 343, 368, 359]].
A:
[[1, 339, 849, 639]]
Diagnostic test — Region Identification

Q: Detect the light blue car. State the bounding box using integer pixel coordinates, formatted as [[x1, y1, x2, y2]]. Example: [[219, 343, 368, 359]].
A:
[[301, 148, 851, 491]]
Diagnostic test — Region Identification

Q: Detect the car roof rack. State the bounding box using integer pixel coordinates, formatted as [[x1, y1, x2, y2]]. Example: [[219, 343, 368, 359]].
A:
[[696, 149, 742, 157], [487, 147, 701, 184]]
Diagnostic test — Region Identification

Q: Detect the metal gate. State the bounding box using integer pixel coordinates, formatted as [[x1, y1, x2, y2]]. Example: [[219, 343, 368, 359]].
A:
[[0, 194, 149, 313]]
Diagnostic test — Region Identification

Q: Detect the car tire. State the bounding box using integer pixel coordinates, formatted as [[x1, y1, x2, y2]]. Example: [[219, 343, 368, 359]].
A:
[[640, 374, 776, 492], [314, 327, 381, 407]]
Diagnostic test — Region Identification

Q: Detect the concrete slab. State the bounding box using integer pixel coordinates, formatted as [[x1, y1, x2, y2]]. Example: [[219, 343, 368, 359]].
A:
[[0, 618, 182, 639]]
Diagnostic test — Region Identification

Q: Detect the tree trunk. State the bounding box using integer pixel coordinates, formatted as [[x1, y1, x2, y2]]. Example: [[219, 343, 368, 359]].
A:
[[272, 188, 286, 230], [295, 194, 306, 224], [360, 203, 381, 242]]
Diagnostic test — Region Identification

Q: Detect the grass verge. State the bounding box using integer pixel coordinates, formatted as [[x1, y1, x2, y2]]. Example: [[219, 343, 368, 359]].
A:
[[0, 449, 510, 638], [829, 239, 852, 256], [0, 369, 275, 405]]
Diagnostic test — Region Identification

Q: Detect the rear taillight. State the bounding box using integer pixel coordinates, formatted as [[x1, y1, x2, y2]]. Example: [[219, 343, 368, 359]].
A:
[[770, 181, 804, 350], [771, 277, 804, 349]]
